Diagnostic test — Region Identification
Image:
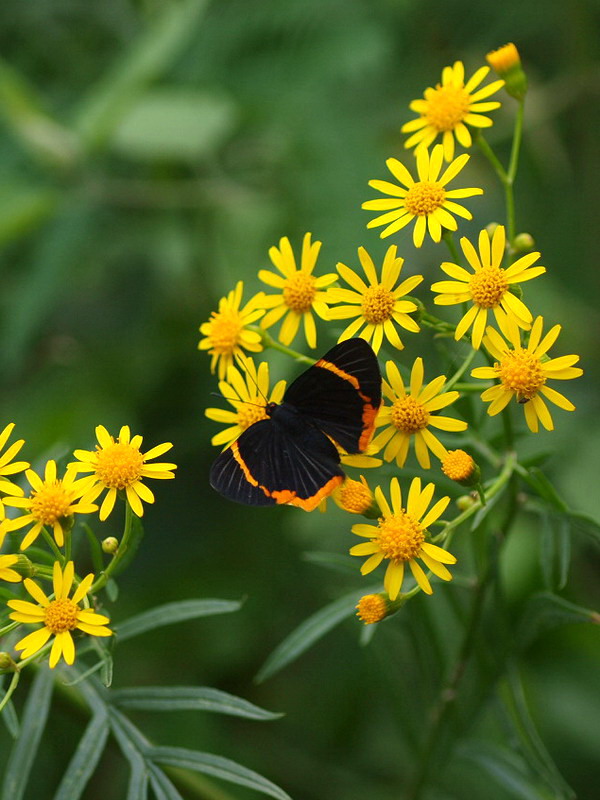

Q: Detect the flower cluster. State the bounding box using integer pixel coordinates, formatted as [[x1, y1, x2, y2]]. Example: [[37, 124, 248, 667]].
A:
[[198, 44, 582, 619], [0, 424, 176, 669]]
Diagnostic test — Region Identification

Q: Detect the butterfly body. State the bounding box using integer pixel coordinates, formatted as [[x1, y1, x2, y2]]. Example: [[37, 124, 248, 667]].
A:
[[210, 338, 381, 511]]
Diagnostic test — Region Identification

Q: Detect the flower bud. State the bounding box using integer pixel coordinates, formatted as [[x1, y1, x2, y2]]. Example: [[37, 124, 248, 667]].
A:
[[456, 493, 477, 512], [486, 43, 527, 100], [8, 554, 35, 579], [333, 476, 380, 518], [356, 592, 404, 624], [102, 536, 119, 555], [441, 450, 481, 488], [512, 232, 535, 253], [0, 652, 18, 672]]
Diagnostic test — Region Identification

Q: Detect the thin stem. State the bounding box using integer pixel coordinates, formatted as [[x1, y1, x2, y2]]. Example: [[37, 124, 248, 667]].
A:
[[442, 230, 462, 265], [444, 348, 477, 392], [475, 132, 508, 183], [0, 669, 20, 714], [505, 99, 525, 242], [90, 502, 135, 594], [248, 326, 315, 365], [41, 528, 63, 562]]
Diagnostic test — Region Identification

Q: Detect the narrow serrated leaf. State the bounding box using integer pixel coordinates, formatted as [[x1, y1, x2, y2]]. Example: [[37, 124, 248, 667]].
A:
[[255, 586, 379, 683], [112, 687, 282, 721], [148, 747, 292, 800], [1, 665, 54, 800], [116, 598, 242, 642], [53, 712, 110, 800]]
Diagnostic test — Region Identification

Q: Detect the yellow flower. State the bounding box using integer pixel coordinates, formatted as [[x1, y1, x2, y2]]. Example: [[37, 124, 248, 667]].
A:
[[486, 44, 527, 100], [431, 225, 545, 348], [372, 358, 467, 469], [70, 426, 176, 520], [332, 476, 376, 516], [0, 554, 22, 583], [8, 560, 112, 668], [2, 461, 97, 551], [198, 281, 265, 380], [350, 477, 455, 598], [402, 61, 504, 161], [362, 145, 483, 247], [205, 357, 287, 449], [258, 233, 337, 348], [441, 449, 478, 484], [356, 593, 390, 624], [471, 317, 583, 432], [327, 245, 422, 353], [0, 423, 30, 521]]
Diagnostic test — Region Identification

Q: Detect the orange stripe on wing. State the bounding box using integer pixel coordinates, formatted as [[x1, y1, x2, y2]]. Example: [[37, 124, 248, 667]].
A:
[[271, 474, 343, 512]]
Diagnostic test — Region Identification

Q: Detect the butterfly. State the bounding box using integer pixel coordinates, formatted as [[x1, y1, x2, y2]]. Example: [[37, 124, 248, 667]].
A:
[[209, 338, 382, 511]]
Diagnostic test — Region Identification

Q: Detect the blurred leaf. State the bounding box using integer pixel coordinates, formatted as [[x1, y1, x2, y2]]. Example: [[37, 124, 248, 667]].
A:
[[522, 467, 568, 513], [74, 0, 210, 150], [112, 686, 283, 721], [116, 598, 242, 641], [0, 695, 19, 739], [255, 585, 379, 683], [539, 513, 571, 591], [111, 89, 237, 162], [53, 711, 110, 800], [0, 184, 60, 246], [301, 550, 358, 575], [82, 523, 104, 576], [108, 708, 151, 800], [148, 767, 184, 800], [566, 510, 600, 544], [517, 592, 599, 650], [470, 487, 503, 532], [458, 741, 557, 800], [1, 665, 54, 800], [497, 663, 576, 800], [148, 746, 292, 800], [0, 58, 79, 168]]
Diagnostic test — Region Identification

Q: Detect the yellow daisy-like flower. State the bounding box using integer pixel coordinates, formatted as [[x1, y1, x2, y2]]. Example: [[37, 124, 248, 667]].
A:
[[2, 461, 97, 551], [356, 593, 390, 624], [471, 317, 583, 432], [198, 281, 265, 381], [431, 225, 545, 349], [205, 357, 287, 449], [332, 475, 376, 516], [402, 61, 504, 161], [258, 233, 337, 348], [327, 245, 422, 353], [371, 358, 467, 469], [362, 145, 483, 247], [8, 560, 112, 668], [0, 423, 30, 521], [0, 554, 22, 583], [350, 477, 455, 598], [70, 426, 176, 520]]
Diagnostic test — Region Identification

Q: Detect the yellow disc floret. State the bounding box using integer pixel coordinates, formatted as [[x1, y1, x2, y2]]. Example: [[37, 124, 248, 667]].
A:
[[497, 348, 545, 400], [356, 594, 389, 624], [442, 449, 475, 481], [424, 84, 471, 131], [469, 266, 509, 308], [44, 598, 79, 633], [282, 272, 317, 313], [391, 396, 430, 433], [376, 512, 424, 562], [361, 285, 396, 324], [236, 401, 268, 431], [404, 181, 446, 216], [94, 443, 144, 489], [30, 482, 73, 525], [204, 309, 244, 355], [336, 477, 374, 515]]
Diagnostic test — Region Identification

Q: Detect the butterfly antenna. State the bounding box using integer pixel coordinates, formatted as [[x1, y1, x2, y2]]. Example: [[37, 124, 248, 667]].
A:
[[233, 351, 268, 404]]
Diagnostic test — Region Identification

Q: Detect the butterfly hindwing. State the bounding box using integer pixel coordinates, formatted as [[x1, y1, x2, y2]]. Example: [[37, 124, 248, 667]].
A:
[[209, 409, 344, 511], [283, 338, 381, 453]]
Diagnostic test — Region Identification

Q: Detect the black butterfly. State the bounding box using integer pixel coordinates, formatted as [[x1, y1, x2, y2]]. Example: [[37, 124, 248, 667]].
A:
[[210, 338, 381, 510]]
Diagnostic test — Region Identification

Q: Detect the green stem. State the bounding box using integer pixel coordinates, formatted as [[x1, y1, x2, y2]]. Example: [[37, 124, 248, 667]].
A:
[[444, 348, 477, 392], [0, 669, 20, 714], [475, 132, 508, 183], [442, 230, 462, 265], [41, 528, 64, 562], [248, 326, 315, 365], [90, 502, 135, 594], [505, 99, 525, 243]]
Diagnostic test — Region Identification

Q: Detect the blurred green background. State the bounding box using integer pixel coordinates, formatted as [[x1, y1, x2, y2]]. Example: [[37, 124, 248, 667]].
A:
[[0, 0, 599, 798]]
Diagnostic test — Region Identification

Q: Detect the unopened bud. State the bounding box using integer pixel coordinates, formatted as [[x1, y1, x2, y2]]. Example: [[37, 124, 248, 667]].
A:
[[0, 652, 18, 672], [102, 537, 119, 555], [356, 592, 405, 624], [333, 476, 379, 518], [486, 43, 527, 101], [442, 450, 480, 487], [456, 494, 477, 512], [11, 555, 35, 579], [512, 232, 535, 253]]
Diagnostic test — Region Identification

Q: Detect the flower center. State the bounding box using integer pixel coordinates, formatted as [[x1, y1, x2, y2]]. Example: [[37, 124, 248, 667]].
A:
[[497, 347, 546, 400], [424, 84, 471, 131], [30, 482, 72, 524], [391, 396, 430, 433], [44, 598, 79, 633], [237, 401, 268, 431], [376, 511, 424, 562], [469, 266, 508, 308], [338, 479, 372, 514], [205, 310, 244, 354], [442, 449, 474, 481], [282, 273, 316, 313], [356, 594, 388, 624], [361, 285, 396, 324], [95, 442, 144, 489], [404, 181, 446, 217]]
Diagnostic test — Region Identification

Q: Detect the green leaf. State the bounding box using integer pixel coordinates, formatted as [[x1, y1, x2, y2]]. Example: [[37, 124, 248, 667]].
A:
[[470, 487, 503, 532], [148, 767, 184, 800], [111, 89, 237, 162], [458, 741, 557, 800], [498, 663, 575, 799], [148, 746, 292, 800], [566, 510, 600, 544], [0, 184, 59, 247], [301, 551, 359, 576], [539, 513, 571, 591], [53, 712, 110, 800], [255, 585, 379, 683], [523, 467, 568, 512], [0, 695, 19, 739], [74, 0, 210, 150], [112, 686, 282, 721], [82, 523, 104, 576], [108, 708, 150, 800], [116, 598, 242, 642], [112, 513, 145, 579], [1, 665, 54, 800], [517, 592, 598, 649]]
